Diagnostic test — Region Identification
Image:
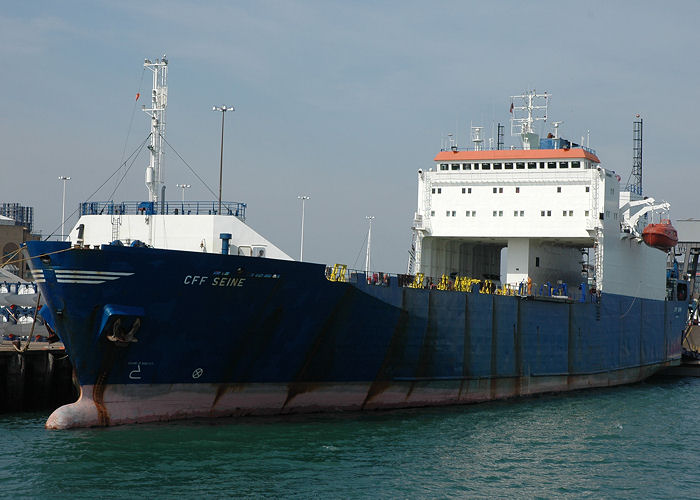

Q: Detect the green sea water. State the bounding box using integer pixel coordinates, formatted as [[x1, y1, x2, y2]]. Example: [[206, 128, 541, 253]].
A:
[[2, 377, 700, 499]]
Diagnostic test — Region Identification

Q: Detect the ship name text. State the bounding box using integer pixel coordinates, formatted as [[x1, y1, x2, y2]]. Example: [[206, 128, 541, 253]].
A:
[[183, 275, 246, 287]]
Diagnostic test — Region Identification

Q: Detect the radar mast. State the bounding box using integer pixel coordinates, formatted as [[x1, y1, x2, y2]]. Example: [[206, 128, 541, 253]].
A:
[[143, 55, 168, 205]]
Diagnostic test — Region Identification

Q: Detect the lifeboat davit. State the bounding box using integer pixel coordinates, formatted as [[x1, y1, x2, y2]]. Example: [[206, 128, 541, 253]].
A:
[[642, 219, 678, 251]]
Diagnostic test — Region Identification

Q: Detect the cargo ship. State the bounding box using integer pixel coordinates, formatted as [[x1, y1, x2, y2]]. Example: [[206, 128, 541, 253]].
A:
[[25, 58, 687, 428]]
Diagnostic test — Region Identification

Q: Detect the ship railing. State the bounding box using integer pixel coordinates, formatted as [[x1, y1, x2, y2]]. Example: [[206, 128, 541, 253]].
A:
[[438, 145, 597, 156], [325, 266, 599, 302], [79, 201, 247, 221]]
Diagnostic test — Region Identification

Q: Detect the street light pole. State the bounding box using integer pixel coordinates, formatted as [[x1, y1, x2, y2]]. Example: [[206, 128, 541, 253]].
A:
[[365, 216, 375, 275], [298, 195, 310, 261], [176, 183, 191, 202], [212, 105, 234, 214], [58, 176, 71, 240]]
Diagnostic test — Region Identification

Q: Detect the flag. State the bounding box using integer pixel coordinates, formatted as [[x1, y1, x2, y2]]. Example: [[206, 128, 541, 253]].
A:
[[135, 92, 140, 101], [509, 102, 513, 113]]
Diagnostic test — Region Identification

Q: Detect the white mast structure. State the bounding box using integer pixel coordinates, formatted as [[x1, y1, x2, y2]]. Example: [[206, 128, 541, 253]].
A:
[[510, 90, 548, 150], [365, 216, 375, 275], [143, 56, 168, 207]]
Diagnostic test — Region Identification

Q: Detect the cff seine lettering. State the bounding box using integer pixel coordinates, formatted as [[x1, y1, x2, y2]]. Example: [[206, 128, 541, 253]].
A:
[[183, 275, 246, 287]]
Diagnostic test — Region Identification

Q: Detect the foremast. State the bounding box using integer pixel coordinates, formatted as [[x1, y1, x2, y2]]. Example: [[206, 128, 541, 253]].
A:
[[143, 56, 168, 206]]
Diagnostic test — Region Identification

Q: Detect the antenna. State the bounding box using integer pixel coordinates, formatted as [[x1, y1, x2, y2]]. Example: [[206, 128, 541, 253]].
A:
[[510, 90, 548, 150], [143, 55, 168, 206], [510, 90, 549, 136], [471, 126, 484, 151], [626, 115, 643, 195], [497, 123, 504, 150]]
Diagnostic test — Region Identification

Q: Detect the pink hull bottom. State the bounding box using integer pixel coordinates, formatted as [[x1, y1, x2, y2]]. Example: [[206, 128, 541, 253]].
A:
[[46, 362, 675, 429]]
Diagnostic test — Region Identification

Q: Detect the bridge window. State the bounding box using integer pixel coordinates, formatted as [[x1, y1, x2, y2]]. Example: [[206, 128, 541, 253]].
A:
[[548, 162, 557, 169], [572, 161, 581, 168], [516, 162, 525, 169], [560, 161, 569, 168], [505, 162, 514, 169], [528, 162, 537, 169], [462, 163, 471, 170], [493, 163, 502, 170], [451, 163, 460, 170], [481, 163, 491, 170], [440, 163, 448, 171]]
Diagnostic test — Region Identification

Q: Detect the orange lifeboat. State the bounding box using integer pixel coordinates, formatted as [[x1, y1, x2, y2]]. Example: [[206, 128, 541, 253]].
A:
[[642, 219, 678, 251]]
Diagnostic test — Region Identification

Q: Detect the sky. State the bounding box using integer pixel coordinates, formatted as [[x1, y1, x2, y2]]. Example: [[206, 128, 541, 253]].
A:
[[1, 0, 699, 273]]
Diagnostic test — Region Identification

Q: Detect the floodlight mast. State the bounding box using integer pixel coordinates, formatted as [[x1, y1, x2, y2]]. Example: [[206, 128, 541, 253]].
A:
[[143, 56, 168, 206]]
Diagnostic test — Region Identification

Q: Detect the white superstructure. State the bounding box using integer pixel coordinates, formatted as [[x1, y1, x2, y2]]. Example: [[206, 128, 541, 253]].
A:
[[410, 91, 668, 300], [65, 56, 292, 261]]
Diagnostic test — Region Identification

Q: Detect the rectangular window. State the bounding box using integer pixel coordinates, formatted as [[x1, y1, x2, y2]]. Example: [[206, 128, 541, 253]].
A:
[[516, 162, 525, 169], [493, 187, 497, 193], [462, 188, 466, 194], [499, 211, 503, 217], [536, 257, 540, 267], [505, 162, 514, 169], [515, 187, 520, 193], [473, 163, 480, 170], [572, 161, 581, 168], [440, 164, 448, 171], [569, 210, 574, 216], [528, 162, 537, 169], [446, 211, 450, 216], [451, 163, 460, 170], [585, 186, 590, 192], [520, 210, 524, 216], [498, 187, 503, 193], [437, 188, 442, 194], [541, 210, 545, 216], [585, 210, 589, 216], [493, 211, 497, 217], [560, 161, 569, 168], [472, 211, 476, 216], [514, 211, 518, 217], [466, 211, 470, 217], [563, 210, 567, 216], [548, 162, 557, 169], [540, 162, 545, 169], [557, 186, 562, 193], [451, 211, 456, 216], [432, 188, 435, 194], [430, 210, 435, 216], [468, 187, 472, 193], [547, 210, 551, 216], [481, 163, 491, 170], [493, 163, 502, 170]]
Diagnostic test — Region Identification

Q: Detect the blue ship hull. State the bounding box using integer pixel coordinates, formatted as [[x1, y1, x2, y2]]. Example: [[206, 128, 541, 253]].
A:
[[26, 241, 685, 428]]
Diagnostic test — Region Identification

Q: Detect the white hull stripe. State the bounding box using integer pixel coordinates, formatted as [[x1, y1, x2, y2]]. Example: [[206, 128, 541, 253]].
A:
[[55, 270, 134, 276], [53, 270, 134, 285]]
